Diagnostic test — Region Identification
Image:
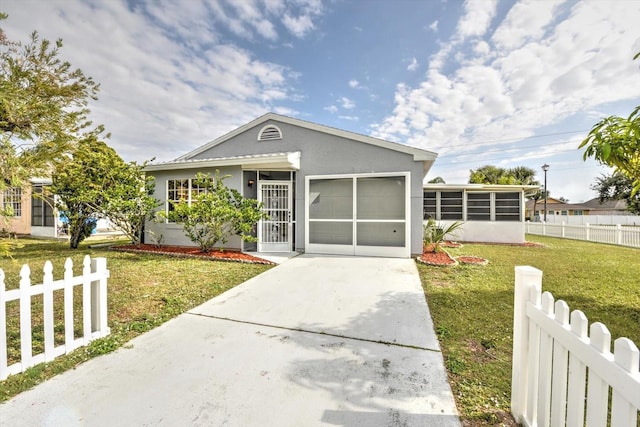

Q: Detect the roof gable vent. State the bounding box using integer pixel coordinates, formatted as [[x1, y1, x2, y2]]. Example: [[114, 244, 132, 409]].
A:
[[258, 125, 282, 141]]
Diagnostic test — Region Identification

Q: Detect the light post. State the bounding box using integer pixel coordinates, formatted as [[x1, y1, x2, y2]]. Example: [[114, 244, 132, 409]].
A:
[[541, 164, 549, 222]]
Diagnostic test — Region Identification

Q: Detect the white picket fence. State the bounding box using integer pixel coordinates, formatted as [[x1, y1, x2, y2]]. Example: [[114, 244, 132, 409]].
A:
[[526, 221, 640, 248], [512, 266, 640, 427], [0, 256, 110, 380], [534, 215, 640, 226]]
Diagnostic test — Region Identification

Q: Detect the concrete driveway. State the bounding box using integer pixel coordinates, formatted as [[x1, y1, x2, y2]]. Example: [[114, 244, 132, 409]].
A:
[[0, 254, 460, 427]]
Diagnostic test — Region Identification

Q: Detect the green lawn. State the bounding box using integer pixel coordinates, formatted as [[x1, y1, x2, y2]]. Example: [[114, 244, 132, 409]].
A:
[[417, 235, 640, 425], [0, 237, 271, 402]]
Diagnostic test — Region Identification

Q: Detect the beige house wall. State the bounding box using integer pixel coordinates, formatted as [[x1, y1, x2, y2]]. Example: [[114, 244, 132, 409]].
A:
[[1, 187, 31, 235]]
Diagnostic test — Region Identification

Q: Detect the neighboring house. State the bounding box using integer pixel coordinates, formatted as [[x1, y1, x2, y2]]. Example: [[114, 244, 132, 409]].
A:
[[424, 184, 538, 244], [1, 179, 59, 237], [525, 197, 593, 219], [581, 197, 631, 215], [146, 113, 538, 257]]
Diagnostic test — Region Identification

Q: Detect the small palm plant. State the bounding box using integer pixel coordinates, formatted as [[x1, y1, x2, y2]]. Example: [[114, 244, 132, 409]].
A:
[[423, 218, 464, 252]]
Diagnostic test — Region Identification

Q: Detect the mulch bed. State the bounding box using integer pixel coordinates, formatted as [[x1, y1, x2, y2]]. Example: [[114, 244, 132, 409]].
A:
[[112, 244, 276, 265], [416, 250, 458, 266]]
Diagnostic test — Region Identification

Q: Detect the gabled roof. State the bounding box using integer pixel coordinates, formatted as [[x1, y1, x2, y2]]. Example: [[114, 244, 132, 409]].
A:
[[581, 197, 629, 210], [176, 112, 438, 163], [524, 199, 592, 211]]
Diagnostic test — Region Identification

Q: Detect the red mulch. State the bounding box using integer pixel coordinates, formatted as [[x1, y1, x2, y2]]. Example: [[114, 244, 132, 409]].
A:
[[417, 250, 458, 266], [112, 244, 276, 265]]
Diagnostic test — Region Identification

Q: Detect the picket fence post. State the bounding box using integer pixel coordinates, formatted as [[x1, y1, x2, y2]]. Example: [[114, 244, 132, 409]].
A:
[[91, 257, 109, 335], [585, 223, 590, 241], [611, 338, 640, 426], [19, 265, 32, 370], [0, 269, 6, 381], [616, 224, 623, 245], [43, 261, 55, 362], [511, 265, 543, 423], [64, 258, 74, 354]]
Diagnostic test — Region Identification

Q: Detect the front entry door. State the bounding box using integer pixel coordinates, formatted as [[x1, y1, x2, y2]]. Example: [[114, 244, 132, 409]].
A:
[[258, 182, 292, 252]]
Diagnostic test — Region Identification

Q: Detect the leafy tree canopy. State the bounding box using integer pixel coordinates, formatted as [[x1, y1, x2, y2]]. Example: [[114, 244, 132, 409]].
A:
[[591, 171, 640, 214], [52, 136, 158, 248], [580, 52, 640, 196], [469, 165, 539, 186], [1, 13, 104, 190]]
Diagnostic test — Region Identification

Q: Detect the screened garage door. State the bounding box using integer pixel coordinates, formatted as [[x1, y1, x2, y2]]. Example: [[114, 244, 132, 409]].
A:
[[305, 173, 410, 258]]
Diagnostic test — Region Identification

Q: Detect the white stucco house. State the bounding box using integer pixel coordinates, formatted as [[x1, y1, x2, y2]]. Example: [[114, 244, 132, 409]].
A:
[[144, 113, 536, 257]]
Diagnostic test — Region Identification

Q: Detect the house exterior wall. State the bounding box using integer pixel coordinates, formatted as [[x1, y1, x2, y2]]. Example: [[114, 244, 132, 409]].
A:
[[146, 166, 246, 250], [189, 120, 427, 255], [435, 220, 526, 244], [1, 187, 31, 235]]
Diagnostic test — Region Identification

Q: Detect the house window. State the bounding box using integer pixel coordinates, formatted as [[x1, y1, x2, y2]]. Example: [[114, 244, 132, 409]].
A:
[[258, 125, 282, 141], [467, 193, 491, 221], [561, 210, 568, 215], [423, 191, 436, 219], [31, 185, 55, 227], [441, 192, 463, 220], [495, 192, 521, 222], [2, 187, 22, 217], [423, 191, 462, 220], [166, 178, 213, 220], [574, 210, 583, 216]]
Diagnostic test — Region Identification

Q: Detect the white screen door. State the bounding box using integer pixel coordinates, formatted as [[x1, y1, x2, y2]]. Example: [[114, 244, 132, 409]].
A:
[[258, 182, 292, 252]]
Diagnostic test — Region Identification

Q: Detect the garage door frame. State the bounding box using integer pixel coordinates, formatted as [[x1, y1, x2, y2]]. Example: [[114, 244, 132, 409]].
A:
[[305, 172, 411, 258]]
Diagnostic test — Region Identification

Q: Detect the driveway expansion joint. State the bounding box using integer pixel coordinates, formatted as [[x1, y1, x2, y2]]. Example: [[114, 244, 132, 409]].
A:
[[187, 312, 442, 353]]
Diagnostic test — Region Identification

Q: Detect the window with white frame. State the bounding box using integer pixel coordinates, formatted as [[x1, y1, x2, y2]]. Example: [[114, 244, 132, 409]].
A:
[[166, 178, 213, 221], [2, 187, 22, 217]]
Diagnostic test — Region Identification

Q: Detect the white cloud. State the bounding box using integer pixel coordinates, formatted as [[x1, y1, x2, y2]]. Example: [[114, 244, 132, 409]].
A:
[[429, 20, 439, 32], [456, 0, 498, 39], [339, 97, 356, 109], [282, 13, 315, 37], [407, 57, 419, 71], [1, 0, 303, 161], [339, 115, 359, 121], [373, 0, 640, 162], [349, 79, 360, 88], [325, 105, 338, 113], [492, 0, 564, 50]]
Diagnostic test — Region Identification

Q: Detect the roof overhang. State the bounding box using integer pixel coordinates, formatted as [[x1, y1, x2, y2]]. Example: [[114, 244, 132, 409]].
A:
[[144, 152, 301, 172], [424, 183, 540, 196]]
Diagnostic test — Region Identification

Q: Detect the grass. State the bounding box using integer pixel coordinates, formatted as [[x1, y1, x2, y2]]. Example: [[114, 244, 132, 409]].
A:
[[0, 237, 271, 402], [417, 235, 640, 426]]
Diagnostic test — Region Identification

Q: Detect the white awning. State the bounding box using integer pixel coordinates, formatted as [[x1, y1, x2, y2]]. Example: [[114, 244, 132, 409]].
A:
[[145, 151, 301, 172]]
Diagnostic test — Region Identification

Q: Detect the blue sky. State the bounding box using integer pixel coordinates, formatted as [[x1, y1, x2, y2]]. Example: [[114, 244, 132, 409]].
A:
[[3, 0, 640, 202]]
